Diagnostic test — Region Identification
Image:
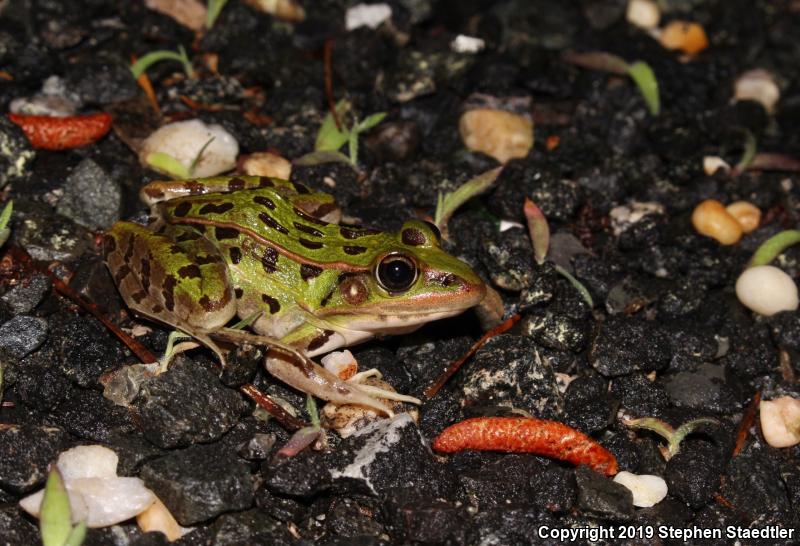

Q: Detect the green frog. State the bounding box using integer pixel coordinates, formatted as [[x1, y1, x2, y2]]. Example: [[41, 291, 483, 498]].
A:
[[105, 175, 485, 414]]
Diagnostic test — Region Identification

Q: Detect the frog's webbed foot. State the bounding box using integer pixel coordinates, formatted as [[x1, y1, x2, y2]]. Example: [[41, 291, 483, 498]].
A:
[[345, 369, 422, 406], [265, 351, 397, 416]]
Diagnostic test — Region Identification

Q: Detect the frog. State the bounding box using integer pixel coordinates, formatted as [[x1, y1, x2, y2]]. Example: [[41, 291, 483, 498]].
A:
[[104, 175, 486, 415]]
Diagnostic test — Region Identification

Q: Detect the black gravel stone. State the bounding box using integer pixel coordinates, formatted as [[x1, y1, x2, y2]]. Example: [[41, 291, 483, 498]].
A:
[[51, 387, 135, 442], [575, 465, 633, 521], [661, 363, 742, 413], [564, 375, 615, 433], [610, 373, 670, 417], [0, 506, 39, 546], [0, 315, 48, 359], [134, 358, 247, 449], [0, 425, 71, 493], [141, 443, 254, 526], [665, 441, 723, 509], [211, 508, 296, 546], [382, 489, 468, 544], [63, 57, 140, 105], [53, 310, 126, 388], [590, 316, 671, 377], [55, 158, 122, 229], [0, 273, 50, 315]]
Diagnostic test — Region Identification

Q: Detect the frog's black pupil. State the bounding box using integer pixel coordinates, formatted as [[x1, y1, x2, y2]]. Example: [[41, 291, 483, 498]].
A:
[[377, 255, 416, 292]]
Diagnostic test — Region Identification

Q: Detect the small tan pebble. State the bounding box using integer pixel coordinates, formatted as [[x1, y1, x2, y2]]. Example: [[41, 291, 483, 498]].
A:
[[240, 151, 292, 179], [613, 471, 668, 507], [459, 108, 533, 164], [659, 20, 709, 55], [626, 0, 660, 29], [137, 496, 187, 541], [725, 201, 761, 233], [144, 0, 206, 31], [691, 199, 742, 245], [734, 69, 780, 113], [736, 265, 799, 316], [759, 396, 800, 448], [244, 0, 305, 22], [321, 350, 358, 381], [702, 155, 731, 176]]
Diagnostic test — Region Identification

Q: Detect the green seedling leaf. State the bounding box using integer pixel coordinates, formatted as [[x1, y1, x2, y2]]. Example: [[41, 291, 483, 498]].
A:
[[749, 229, 800, 267], [206, 0, 230, 29], [293, 150, 353, 167], [189, 137, 215, 175], [624, 416, 720, 459], [40, 467, 73, 546], [230, 311, 262, 331], [158, 330, 193, 372], [733, 128, 757, 174], [627, 61, 660, 116], [523, 197, 550, 265], [669, 418, 720, 458], [0, 200, 11, 248], [131, 45, 195, 79], [315, 100, 351, 152], [306, 394, 320, 429], [64, 522, 87, 546], [356, 112, 387, 133], [553, 264, 594, 308], [562, 50, 629, 75], [145, 152, 191, 180], [434, 166, 503, 237], [348, 123, 359, 166]]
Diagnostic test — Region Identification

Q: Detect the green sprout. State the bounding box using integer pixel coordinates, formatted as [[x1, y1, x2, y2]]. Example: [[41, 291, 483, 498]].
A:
[[130, 45, 195, 79], [274, 395, 323, 459], [158, 330, 193, 372], [434, 166, 503, 238], [297, 99, 386, 168], [748, 230, 800, 268], [563, 51, 660, 116], [623, 416, 720, 460], [40, 467, 86, 546], [206, 0, 230, 29], [733, 128, 757, 174], [145, 136, 214, 180], [0, 200, 12, 247]]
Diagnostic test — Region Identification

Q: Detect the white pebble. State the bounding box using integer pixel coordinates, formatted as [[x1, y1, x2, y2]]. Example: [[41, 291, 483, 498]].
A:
[[450, 35, 485, 54], [702, 155, 731, 176], [345, 3, 392, 31], [613, 471, 668, 507], [760, 396, 800, 448], [321, 349, 358, 380], [19, 445, 157, 528], [735, 265, 799, 316], [626, 0, 660, 29], [140, 119, 239, 178], [734, 69, 780, 114]]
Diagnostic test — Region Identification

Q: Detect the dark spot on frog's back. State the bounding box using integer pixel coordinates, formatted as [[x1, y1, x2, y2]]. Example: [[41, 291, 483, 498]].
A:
[[253, 196, 275, 209], [292, 182, 311, 194], [300, 264, 323, 281], [340, 227, 382, 239], [299, 238, 323, 249], [293, 207, 329, 226], [113, 264, 132, 284], [215, 226, 240, 240], [199, 202, 235, 215], [262, 247, 278, 273], [178, 264, 202, 279], [402, 228, 426, 246], [258, 177, 274, 187], [294, 222, 324, 237], [175, 230, 201, 242], [103, 234, 116, 255], [259, 212, 289, 235], [195, 254, 219, 265], [229, 247, 242, 264], [227, 177, 246, 191], [261, 294, 281, 313], [140, 258, 151, 290], [162, 275, 177, 312], [235, 287, 243, 299], [131, 290, 147, 304], [173, 202, 192, 217]]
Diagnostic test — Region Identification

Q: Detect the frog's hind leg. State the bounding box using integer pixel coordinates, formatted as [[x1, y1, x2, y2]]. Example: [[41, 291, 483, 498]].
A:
[[104, 221, 237, 364]]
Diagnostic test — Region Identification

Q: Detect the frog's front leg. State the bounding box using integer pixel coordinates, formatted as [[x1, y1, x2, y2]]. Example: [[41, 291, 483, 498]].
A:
[[104, 221, 237, 363]]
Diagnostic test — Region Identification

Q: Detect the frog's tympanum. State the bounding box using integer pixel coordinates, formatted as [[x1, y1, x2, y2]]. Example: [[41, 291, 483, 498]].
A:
[[105, 176, 485, 414]]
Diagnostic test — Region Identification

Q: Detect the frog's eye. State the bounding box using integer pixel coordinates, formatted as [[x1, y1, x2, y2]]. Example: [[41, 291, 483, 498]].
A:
[[376, 253, 418, 293]]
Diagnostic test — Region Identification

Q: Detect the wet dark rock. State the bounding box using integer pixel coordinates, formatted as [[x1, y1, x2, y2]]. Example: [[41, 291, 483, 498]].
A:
[[64, 57, 139, 105], [666, 440, 723, 509], [327, 414, 447, 498], [0, 116, 36, 187], [0, 424, 71, 493], [383, 489, 468, 544], [105, 430, 165, 477], [15, 203, 92, 262], [529, 465, 577, 513], [211, 508, 295, 546], [467, 506, 558, 546], [450, 453, 544, 509], [134, 358, 247, 449], [480, 233, 536, 291], [0, 506, 39, 546], [575, 466, 633, 520], [768, 310, 800, 352], [0, 273, 50, 314], [363, 120, 420, 162], [610, 373, 670, 417], [459, 335, 562, 418], [0, 315, 48, 358], [238, 432, 277, 461], [52, 387, 135, 442], [522, 310, 589, 353], [658, 277, 708, 317], [324, 496, 385, 539], [254, 486, 307, 523], [661, 362, 741, 413], [722, 334, 775, 381], [141, 443, 254, 526], [54, 310, 126, 387], [564, 375, 615, 433], [263, 451, 332, 498], [220, 343, 263, 387], [397, 335, 473, 397], [55, 158, 122, 229], [590, 316, 671, 377], [12, 345, 70, 411]]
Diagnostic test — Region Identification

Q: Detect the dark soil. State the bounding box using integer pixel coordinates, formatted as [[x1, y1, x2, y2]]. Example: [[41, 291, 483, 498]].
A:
[[2, 1, 800, 545]]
